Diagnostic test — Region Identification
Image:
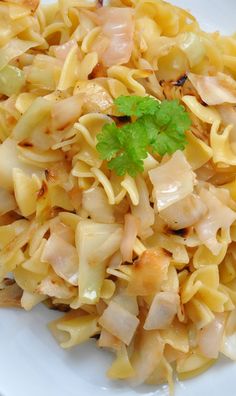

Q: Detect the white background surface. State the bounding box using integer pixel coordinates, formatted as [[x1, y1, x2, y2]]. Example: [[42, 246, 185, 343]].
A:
[[0, 1, 236, 396]]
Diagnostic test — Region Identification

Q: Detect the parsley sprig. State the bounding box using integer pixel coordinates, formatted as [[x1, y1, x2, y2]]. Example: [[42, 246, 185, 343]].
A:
[[96, 96, 191, 177]]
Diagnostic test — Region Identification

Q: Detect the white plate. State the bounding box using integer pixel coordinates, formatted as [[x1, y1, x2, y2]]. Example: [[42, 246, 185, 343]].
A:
[[1, 1, 236, 396]]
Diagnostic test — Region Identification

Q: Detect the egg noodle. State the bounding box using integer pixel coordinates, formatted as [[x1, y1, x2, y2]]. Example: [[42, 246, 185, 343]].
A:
[[1, 0, 236, 392]]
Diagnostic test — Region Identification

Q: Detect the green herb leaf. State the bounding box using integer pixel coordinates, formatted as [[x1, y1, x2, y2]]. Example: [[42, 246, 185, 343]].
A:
[[114, 95, 159, 117], [96, 96, 191, 177], [96, 123, 122, 160], [141, 100, 191, 156], [109, 153, 144, 177]]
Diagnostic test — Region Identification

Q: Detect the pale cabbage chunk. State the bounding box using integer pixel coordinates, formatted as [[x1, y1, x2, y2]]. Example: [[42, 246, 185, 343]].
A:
[[1, 0, 236, 393]]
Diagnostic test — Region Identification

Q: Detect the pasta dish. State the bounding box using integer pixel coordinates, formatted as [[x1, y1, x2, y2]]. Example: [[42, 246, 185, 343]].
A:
[[1, 0, 236, 392]]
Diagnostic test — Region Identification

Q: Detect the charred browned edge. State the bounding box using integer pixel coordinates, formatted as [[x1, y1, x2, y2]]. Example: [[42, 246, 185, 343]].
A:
[[164, 225, 191, 238], [111, 115, 131, 127], [18, 141, 33, 148], [160, 74, 188, 88], [133, 247, 172, 268], [1, 278, 16, 287], [45, 169, 50, 181], [88, 62, 106, 79], [44, 298, 71, 312], [161, 247, 172, 257], [0, 280, 23, 308], [37, 180, 48, 199], [91, 334, 100, 340], [0, 211, 23, 226], [45, 169, 56, 183], [172, 74, 188, 87]]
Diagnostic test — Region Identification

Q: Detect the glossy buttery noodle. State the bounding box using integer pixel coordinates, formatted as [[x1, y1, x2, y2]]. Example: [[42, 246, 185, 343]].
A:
[[1, 0, 236, 392]]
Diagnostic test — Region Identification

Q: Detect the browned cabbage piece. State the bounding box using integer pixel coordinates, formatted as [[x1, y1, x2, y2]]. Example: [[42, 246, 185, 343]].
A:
[[37, 271, 77, 300], [0, 279, 23, 308], [124, 248, 170, 296]]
